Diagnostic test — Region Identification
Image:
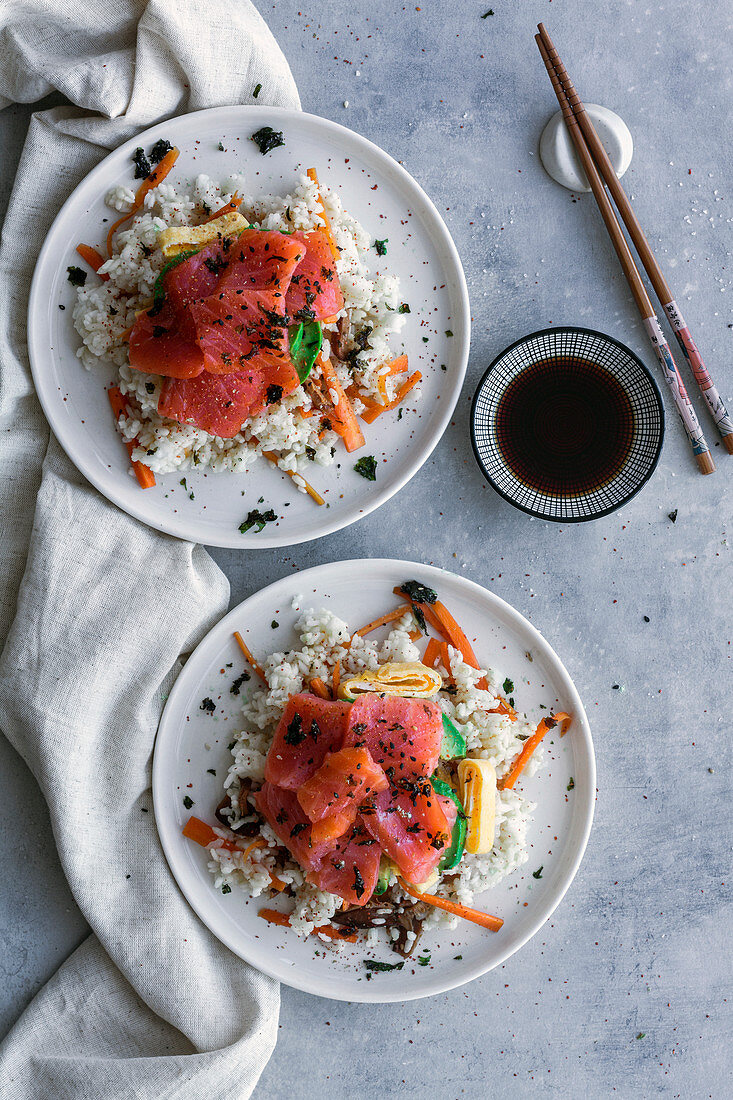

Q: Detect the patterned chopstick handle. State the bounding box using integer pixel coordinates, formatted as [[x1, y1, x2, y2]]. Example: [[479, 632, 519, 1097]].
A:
[[662, 299, 733, 441], [643, 315, 711, 457]]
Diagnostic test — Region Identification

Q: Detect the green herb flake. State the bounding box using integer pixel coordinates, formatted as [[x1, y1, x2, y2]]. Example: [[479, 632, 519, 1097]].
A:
[[532, 866, 543, 879], [217, 141, 225, 151], [183, 795, 194, 809], [417, 953, 431, 967], [150, 139, 173, 164], [397, 408, 403, 421], [445, 329, 453, 337], [422, 336, 429, 343], [364, 959, 404, 972], [567, 777, 575, 791], [354, 455, 377, 481], [66, 266, 87, 287], [374, 238, 388, 256], [398, 302, 411, 314], [180, 478, 187, 490], [503, 678, 514, 695], [399, 580, 438, 604], [251, 126, 285, 155], [636, 1032, 646, 1040], [271, 620, 279, 629], [454, 954, 463, 960], [221, 883, 232, 894], [253, 83, 262, 98], [132, 147, 151, 179], [239, 507, 277, 534]]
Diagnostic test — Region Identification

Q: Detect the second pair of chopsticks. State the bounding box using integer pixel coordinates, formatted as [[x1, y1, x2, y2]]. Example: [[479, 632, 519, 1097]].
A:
[[536, 23, 732, 474]]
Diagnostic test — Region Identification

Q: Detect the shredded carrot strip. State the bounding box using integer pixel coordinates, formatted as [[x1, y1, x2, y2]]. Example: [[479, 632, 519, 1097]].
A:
[[498, 713, 572, 791], [354, 605, 406, 637], [242, 836, 267, 862], [182, 816, 239, 852], [316, 353, 365, 453], [385, 354, 409, 375], [491, 697, 518, 721], [260, 448, 324, 506], [306, 168, 340, 263], [423, 637, 441, 668], [202, 192, 242, 223], [107, 386, 156, 488], [408, 630, 422, 642], [269, 875, 288, 892], [76, 243, 109, 280], [332, 660, 341, 696], [360, 370, 421, 424], [397, 878, 503, 932], [258, 908, 358, 942], [393, 587, 488, 690], [233, 631, 268, 684], [309, 677, 332, 700], [107, 147, 179, 255]]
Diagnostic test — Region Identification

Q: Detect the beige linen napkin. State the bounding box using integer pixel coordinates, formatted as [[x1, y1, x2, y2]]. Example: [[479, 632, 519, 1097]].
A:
[[0, 1, 300, 1095]]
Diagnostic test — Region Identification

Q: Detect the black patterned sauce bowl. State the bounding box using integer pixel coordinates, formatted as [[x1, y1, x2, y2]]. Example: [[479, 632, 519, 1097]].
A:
[[470, 327, 665, 522]]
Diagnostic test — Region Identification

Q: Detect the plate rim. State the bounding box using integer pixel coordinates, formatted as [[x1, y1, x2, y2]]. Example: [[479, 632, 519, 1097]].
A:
[[27, 105, 471, 548], [152, 557, 596, 1003]]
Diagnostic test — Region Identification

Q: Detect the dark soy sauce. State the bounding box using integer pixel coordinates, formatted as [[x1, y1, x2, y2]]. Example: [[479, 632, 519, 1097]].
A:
[[495, 357, 635, 497]]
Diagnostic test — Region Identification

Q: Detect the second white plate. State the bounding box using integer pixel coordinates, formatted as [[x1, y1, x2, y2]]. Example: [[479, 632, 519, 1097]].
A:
[[153, 559, 595, 1002]]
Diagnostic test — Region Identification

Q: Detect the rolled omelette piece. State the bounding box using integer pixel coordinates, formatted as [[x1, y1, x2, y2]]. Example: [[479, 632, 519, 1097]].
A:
[[339, 661, 442, 700]]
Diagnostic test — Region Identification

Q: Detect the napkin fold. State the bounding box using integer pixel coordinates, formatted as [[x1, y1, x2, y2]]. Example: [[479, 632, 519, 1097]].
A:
[[0, 2, 300, 1095]]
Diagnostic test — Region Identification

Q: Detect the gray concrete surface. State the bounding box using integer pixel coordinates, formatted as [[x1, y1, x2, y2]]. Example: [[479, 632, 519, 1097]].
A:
[[1, 1, 731, 1096]]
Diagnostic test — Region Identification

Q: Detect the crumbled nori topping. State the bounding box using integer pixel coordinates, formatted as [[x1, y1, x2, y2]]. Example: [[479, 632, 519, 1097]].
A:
[[150, 139, 173, 164], [271, 620, 279, 629], [364, 959, 404, 972], [183, 795, 194, 809], [253, 83, 262, 98], [66, 266, 87, 287], [374, 238, 388, 256], [145, 382, 156, 394], [266, 384, 283, 404], [221, 883, 231, 894], [503, 678, 514, 695], [239, 508, 277, 534], [230, 671, 250, 695], [668, 509, 678, 523], [251, 126, 285, 155], [284, 713, 306, 746], [290, 823, 307, 837], [353, 866, 365, 899], [399, 580, 438, 604], [413, 606, 427, 634], [132, 147, 151, 178], [200, 697, 215, 713], [354, 455, 377, 481]]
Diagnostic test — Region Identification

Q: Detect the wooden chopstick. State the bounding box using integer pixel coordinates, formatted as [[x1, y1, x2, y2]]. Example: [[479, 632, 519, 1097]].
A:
[[535, 32, 715, 475], [537, 23, 733, 456]]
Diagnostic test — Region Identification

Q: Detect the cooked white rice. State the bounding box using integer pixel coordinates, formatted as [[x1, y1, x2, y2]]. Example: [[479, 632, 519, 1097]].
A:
[[209, 602, 546, 942], [72, 172, 409, 481]]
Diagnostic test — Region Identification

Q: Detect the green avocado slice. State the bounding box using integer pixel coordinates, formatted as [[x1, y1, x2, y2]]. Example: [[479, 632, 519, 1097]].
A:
[[440, 713, 467, 760], [432, 777, 467, 871], [289, 320, 323, 383]]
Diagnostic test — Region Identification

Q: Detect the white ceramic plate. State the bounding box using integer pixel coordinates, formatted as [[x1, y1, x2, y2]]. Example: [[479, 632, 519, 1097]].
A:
[[153, 559, 595, 1003], [28, 107, 469, 547]]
